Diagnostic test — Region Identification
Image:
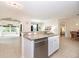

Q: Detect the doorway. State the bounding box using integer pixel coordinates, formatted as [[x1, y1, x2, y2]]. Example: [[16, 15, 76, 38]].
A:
[[60, 24, 66, 37]]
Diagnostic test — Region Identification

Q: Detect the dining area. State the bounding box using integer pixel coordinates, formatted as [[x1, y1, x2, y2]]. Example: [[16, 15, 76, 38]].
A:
[[70, 30, 79, 40]]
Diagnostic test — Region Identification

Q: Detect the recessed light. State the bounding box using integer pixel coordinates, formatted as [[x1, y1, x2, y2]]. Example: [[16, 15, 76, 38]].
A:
[[5, 1, 23, 9], [76, 24, 78, 26]]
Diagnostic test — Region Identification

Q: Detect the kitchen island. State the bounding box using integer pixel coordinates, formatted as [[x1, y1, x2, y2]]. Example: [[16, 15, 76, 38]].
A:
[[22, 31, 59, 58]]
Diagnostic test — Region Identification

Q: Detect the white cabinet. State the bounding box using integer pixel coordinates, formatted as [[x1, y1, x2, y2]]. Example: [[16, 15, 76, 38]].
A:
[[23, 37, 34, 58], [48, 36, 59, 56], [53, 36, 59, 53], [48, 37, 54, 56]]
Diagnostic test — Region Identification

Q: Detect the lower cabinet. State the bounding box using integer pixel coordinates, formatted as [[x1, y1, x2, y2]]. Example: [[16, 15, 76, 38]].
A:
[[48, 36, 59, 56]]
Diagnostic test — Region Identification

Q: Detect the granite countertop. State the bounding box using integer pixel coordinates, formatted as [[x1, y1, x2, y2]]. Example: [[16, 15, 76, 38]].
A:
[[23, 31, 58, 41]]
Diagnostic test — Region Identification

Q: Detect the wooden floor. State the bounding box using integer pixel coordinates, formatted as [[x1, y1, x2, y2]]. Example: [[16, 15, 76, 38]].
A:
[[0, 37, 21, 58], [50, 36, 79, 58]]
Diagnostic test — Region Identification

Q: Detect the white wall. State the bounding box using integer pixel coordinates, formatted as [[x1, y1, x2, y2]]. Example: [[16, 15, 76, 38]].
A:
[[42, 19, 59, 35], [20, 17, 31, 32]]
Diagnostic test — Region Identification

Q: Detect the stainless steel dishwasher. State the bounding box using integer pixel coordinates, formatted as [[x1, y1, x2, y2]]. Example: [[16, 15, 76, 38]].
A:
[[34, 37, 48, 58]]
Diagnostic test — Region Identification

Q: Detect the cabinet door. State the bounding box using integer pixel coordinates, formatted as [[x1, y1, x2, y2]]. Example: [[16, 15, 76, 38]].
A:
[[53, 36, 59, 52], [48, 36, 59, 56], [48, 37, 54, 56]]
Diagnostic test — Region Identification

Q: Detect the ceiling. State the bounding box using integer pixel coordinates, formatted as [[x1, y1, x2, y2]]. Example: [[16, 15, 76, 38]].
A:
[[0, 1, 79, 20], [20, 1, 79, 19]]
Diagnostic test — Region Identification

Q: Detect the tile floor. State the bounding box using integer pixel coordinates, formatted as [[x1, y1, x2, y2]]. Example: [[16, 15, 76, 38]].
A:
[[0, 37, 21, 58], [51, 36, 79, 58], [0, 36, 79, 58]]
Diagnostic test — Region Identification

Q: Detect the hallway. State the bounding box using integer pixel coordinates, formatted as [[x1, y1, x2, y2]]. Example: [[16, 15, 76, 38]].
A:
[[51, 37, 79, 58]]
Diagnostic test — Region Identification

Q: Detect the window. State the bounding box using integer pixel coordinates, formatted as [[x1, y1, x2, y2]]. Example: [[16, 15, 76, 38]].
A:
[[0, 24, 20, 32], [3, 25, 10, 32]]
